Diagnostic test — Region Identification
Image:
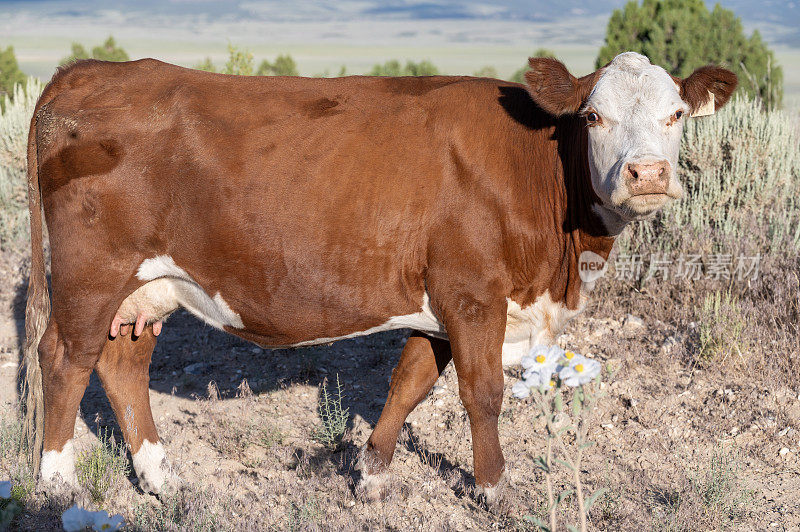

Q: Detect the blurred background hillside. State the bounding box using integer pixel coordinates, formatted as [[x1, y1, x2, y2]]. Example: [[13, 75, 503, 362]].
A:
[[0, 0, 797, 108]]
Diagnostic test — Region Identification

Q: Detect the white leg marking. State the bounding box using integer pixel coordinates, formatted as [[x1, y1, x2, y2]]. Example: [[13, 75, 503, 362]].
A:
[[357, 445, 391, 500], [475, 471, 508, 506], [132, 440, 180, 494], [40, 439, 78, 487]]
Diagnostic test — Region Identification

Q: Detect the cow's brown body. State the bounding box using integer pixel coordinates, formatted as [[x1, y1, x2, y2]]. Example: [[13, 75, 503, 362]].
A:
[[24, 57, 734, 500]]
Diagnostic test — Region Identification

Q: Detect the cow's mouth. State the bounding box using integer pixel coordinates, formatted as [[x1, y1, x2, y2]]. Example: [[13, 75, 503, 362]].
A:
[[617, 192, 675, 218], [628, 192, 670, 202]]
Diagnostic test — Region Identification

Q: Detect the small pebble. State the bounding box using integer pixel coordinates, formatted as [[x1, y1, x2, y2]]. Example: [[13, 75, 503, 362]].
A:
[[779, 447, 790, 456]]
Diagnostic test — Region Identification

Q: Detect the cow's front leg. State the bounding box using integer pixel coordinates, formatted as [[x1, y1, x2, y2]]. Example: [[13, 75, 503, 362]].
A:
[[434, 285, 508, 506], [360, 332, 452, 499]]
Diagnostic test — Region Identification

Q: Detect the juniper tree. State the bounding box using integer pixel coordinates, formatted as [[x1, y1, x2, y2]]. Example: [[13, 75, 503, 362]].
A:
[[596, 0, 782, 107]]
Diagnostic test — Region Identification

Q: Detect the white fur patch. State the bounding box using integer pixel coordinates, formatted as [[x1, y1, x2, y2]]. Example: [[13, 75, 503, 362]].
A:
[[359, 470, 391, 500], [501, 292, 583, 366], [476, 471, 508, 506], [128, 255, 244, 330], [40, 439, 77, 486], [289, 292, 446, 347], [292, 290, 582, 367], [132, 440, 179, 494]]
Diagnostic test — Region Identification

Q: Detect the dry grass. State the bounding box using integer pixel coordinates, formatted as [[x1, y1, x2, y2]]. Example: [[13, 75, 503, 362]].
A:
[[74, 428, 130, 505]]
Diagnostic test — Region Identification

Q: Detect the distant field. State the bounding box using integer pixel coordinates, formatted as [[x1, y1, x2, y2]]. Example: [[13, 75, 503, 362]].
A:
[[4, 18, 798, 109], [9, 36, 599, 81]]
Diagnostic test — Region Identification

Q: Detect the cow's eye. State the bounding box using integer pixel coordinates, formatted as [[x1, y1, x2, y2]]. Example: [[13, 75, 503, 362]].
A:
[[674, 110, 683, 120], [586, 111, 600, 125]]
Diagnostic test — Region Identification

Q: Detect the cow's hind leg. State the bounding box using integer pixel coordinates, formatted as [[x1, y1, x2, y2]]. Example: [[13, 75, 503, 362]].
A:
[[360, 332, 452, 499], [39, 321, 101, 488], [95, 326, 178, 494]]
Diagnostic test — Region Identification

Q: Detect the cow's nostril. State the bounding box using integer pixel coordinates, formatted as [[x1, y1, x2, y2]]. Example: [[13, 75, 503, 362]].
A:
[[629, 166, 638, 180], [658, 166, 665, 177]]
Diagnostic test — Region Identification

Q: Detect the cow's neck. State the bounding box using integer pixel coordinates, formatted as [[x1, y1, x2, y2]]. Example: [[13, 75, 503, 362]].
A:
[[511, 114, 619, 311]]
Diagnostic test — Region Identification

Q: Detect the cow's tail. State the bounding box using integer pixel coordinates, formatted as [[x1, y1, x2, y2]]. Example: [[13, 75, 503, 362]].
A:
[[21, 101, 49, 474]]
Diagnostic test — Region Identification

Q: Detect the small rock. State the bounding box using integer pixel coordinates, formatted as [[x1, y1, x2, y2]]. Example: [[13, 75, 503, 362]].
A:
[[184, 362, 209, 375], [432, 385, 446, 395], [601, 423, 614, 430], [622, 314, 645, 332], [433, 399, 445, 407], [731, 427, 739, 435], [661, 336, 678, 353], [779, 447, 790, 456], [778, 427, 791, 438], [347, 500, 355, 507]]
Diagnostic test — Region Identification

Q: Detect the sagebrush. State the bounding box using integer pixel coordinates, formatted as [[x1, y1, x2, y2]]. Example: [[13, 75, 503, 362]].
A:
[[0, 78, 41, 251]]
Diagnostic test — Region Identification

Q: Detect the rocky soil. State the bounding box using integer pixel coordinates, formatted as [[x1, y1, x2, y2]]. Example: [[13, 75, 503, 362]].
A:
[[1, 254, 799, 530]]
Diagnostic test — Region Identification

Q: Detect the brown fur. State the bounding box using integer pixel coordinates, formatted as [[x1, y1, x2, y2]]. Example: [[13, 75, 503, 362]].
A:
[[24, 58, 631, 491], [679, 65, 738, 113], [524, 57, 603, 116]]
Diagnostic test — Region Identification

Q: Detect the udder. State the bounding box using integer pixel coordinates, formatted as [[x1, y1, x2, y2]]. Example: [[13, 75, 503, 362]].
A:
[[110, 261, 245, 339], [110, 279, 179, 337]]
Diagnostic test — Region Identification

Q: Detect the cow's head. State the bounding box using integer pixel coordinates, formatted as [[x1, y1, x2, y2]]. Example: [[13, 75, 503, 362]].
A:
[[525, 52, 737, 230]]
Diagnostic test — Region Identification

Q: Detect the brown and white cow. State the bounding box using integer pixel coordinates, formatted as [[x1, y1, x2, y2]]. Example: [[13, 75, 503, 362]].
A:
[[23, 52, 736, 500]]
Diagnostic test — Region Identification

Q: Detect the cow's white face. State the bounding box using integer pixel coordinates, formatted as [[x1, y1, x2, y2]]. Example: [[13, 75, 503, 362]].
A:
[[523, 51, 737, 234], [584, 53, 686, 222]]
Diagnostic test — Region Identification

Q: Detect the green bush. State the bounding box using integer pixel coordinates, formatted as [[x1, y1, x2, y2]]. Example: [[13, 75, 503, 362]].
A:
[[222, 44, 254, 76], [257, 54, 299, 76], [0, 46, 25, 105], [313, 374, 349, 451], [368, 59, 439, 76], [60, 36, 129, 66], [195, 47, 299, 76], [596, 0, 782, 108], [193, 57, 217, 73]]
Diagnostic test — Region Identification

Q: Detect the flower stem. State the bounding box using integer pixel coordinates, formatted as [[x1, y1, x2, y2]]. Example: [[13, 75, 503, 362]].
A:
[[546, 437, 556, 531], [573, 451, 587, 532]]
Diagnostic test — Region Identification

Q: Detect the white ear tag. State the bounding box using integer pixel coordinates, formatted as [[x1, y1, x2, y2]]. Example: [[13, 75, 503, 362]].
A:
[[690, 90, 716, 117]]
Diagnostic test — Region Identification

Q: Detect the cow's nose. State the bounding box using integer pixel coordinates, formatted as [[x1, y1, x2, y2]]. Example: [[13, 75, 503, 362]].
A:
[[624, 160, 670, 195]]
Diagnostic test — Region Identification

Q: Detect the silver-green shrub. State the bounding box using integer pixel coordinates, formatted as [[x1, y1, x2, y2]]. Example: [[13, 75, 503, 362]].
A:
[[0, 78, 42, 251], [619, 97, 800, 256]]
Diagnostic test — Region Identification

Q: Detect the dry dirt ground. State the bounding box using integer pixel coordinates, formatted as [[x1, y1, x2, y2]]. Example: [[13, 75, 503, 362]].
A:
[[1, 253, 799, 531]]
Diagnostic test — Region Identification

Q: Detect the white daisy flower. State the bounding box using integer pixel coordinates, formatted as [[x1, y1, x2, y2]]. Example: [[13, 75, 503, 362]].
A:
[[91, 511, 125, 531], [521, 344, 562, 371], [558, 355, 601, 387], [0, 480, 11, 499], [62, 505, 94, 532], [523, 367, 556, 387], [511, 380, 531, 399], [62, 505, 125, 532]]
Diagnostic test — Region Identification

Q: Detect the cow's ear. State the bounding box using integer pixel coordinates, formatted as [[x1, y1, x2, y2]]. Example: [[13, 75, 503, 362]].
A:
[[679, 65, 738, 116], [524, 57, 600, 116]]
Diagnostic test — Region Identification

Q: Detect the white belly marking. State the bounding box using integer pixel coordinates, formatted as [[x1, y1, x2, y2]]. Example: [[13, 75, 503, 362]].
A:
[[289, 292, 446, 347], [118, 255, 244, 330]]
